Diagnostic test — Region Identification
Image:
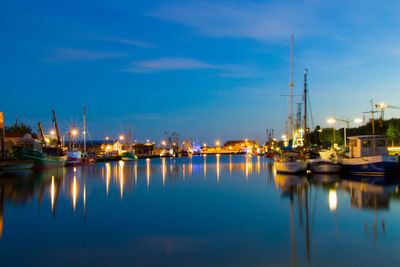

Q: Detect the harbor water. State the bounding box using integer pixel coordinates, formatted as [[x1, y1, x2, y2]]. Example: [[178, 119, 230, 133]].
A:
[[0, 155, 399, 266]]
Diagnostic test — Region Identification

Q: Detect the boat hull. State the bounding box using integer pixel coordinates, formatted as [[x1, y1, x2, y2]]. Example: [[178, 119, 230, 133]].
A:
[[11, 146, 66, 169], [275, 161, 308, 174], [341, 156, 399, 175], [66, 151, 83, 165], [32, 155, 67, 169]]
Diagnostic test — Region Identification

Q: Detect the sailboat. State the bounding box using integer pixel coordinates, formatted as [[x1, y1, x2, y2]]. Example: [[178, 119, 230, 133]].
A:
[[274, 35, 308, 174]]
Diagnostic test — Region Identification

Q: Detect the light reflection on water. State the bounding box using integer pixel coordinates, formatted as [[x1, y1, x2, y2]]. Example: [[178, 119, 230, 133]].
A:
[[0, 155, 400, 266]]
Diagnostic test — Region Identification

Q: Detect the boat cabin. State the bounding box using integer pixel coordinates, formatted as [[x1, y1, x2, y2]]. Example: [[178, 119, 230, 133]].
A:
[[348, 135, 388, 158]]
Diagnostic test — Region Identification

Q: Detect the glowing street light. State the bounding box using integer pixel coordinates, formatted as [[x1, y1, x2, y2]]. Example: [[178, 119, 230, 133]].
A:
[[281, 135, 287, 140], [203, 143, 207, 147], [119, 135, 124, 141], [71, 129, 77, 136], [50, 130, 55, 136], [215, 140, 220, 147], [327, 118, 336, 124], [105, 136, 109, 140], [327, 117, 362, 148], [161, 140, 166, 146]]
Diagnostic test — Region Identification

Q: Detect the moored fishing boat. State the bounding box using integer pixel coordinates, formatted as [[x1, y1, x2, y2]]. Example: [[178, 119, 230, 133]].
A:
[[10, 146, 66, 169], [340, 136, 398, 175], [66, 149, 82, 165]]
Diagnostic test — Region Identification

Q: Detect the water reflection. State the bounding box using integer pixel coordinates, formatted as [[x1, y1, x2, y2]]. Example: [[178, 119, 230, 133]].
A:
[[329, 189, 337, 211], [119, 161, 124, 199], [72, 175, 77, 211], [105, 162, 110, 196], [216, 154, 220, 183], [0, 156, 400, 266]]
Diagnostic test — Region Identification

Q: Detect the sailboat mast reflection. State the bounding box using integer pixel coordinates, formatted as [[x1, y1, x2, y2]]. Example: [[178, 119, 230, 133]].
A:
[[275, 174, 312, 266]]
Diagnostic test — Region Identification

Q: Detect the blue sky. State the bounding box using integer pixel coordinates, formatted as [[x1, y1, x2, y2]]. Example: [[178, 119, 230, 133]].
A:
[[2, 0, 400, 144]]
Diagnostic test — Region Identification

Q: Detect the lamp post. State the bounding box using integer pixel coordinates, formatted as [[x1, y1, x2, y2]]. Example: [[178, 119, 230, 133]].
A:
[[327, 118, 362, 148]]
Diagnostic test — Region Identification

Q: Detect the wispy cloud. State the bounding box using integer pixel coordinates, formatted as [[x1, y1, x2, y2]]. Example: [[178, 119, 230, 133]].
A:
[[123, 57, 262, 78], [149, 1, 315, 41], [103, 36, 154, 48], [123, 57, 219, 72], [44, 48, 126, 61]]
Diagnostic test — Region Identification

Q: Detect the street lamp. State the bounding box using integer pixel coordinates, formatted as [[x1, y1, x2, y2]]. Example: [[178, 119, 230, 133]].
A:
[[71, 129, 77, 136], [119, 135, 124, 141], [215, 140, 220, 147], [327, 117, 362, 148], [50, 130, 55, 136]]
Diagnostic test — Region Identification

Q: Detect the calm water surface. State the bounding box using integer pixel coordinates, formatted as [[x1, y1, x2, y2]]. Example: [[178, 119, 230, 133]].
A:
[[1, 155, 400, 266]]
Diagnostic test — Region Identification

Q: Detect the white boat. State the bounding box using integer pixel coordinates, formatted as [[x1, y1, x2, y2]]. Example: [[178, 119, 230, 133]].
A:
[[274, 151, 308, 174], [340, 135, 398, 175], [310, 159, 341, 173]]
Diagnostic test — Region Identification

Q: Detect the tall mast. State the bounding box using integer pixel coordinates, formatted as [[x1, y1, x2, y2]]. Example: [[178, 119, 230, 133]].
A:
[[83, 105, 86, 157], [289, 35, 294, 140], [303, 69, 308, 146]]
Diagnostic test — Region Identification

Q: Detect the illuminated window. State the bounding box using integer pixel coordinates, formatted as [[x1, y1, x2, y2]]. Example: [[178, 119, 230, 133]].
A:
[[362, 140, 371, 148]]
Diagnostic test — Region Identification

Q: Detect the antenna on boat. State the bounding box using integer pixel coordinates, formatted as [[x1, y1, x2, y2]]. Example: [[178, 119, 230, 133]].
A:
[[289, 35, 294, 141]]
